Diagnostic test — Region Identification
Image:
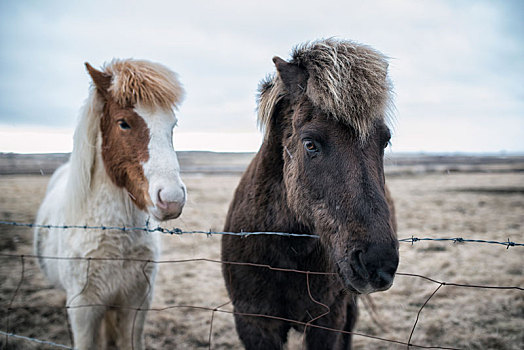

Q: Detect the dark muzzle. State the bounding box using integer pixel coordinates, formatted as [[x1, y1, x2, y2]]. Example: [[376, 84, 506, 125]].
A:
[[338, 241, 399, 294]]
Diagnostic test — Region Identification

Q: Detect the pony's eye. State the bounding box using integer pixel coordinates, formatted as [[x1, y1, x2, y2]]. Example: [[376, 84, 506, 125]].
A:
[[303, 139, 318, 153], [118, 120, 131, 130]]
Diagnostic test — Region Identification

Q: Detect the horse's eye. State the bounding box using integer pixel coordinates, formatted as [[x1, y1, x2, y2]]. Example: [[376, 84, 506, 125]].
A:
[[118, 120, 131, 130], [384, 137, 391, 149], [303, 139, 318, 153], [383, 131, 391, 149]]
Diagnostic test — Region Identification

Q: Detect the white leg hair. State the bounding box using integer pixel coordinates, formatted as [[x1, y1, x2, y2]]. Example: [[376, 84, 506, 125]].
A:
[[67, 298, 106, 350]]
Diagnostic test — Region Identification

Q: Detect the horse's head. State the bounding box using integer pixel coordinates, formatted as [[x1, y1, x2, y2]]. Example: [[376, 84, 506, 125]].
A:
[[85, 60, 186, 221], [262, 40, 398, 294]]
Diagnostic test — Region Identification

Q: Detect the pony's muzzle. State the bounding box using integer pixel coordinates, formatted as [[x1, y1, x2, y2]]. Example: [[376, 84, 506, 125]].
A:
[[150, 185, 186, 221], [338, 241, 399, 294]]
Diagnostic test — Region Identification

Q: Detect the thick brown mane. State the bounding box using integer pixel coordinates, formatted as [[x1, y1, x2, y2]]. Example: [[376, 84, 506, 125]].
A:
[[258, 39, 392, 139], [102, 59, 184, 110]]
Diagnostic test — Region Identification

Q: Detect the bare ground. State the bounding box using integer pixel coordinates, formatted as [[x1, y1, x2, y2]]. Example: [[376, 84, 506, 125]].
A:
[[0, 169, 523, 349]]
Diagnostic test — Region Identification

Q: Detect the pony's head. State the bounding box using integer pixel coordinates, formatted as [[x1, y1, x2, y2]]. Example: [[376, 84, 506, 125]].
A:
[[259, 39, 398, 294], [84, 59, 186, 221]]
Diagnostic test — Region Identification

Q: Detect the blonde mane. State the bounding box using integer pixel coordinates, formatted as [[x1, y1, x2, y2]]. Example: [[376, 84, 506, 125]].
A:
[[63, 59, 184, 221], [258, 39, 393, 139], [103, 59, 184, 110]]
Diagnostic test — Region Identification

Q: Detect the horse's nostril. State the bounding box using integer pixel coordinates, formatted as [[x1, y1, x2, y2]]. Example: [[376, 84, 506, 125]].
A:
[[349, 249, 369, 280], [155, 186, 186, 217], [157, 189, 168, 209]]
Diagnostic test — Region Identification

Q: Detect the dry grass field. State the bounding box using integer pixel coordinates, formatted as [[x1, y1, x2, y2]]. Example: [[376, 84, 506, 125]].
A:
[[0, 156, 523, 349]]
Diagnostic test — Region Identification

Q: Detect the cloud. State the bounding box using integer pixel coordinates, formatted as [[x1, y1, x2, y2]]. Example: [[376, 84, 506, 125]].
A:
[[0, 0, 522, 152]]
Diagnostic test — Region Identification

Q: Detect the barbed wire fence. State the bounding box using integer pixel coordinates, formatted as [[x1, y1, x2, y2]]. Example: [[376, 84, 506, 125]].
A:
[[2, 220, 523, 247], [1, 220, 523, 349]]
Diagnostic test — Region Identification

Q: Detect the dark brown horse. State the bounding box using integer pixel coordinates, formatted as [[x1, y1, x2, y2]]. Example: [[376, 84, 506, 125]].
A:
[[221, 39, 399, 349]]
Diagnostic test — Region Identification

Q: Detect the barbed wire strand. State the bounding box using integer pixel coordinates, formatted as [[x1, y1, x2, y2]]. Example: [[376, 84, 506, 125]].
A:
[[2, 302, 460, 350], [2, 300, 461, 350], [1, 253, 522, 291], [407, 283, 444, 348], [4, 254, 24, 348], [302, 271, 332, 349], [213, 308, 461, 350], [64, 305, 74, 349], [0, 330, 73, 349], [398, 236, 521, 249], [66, 258, 91, 309], [208, 300, 231, 350], [396, 272, 523, 291], [131, 260, 153, 350], [0, 220, 319, 239], [0, 253, 337, 276], [1, 220, 523, 247]]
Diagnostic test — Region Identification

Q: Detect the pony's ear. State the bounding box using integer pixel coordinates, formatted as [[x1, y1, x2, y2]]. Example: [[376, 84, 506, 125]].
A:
[[273, 56, 308, 99], [85, 62, 111, 99]]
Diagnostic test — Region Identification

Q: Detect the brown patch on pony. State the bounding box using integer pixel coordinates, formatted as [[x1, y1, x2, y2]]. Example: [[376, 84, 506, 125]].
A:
[[101, 59, 184, 111], [99, 98, 152, 210], [258, 39, 392, 140]]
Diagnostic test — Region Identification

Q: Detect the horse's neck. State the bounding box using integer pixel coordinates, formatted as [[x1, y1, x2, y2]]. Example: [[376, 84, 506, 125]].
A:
[[232, 136, 318, 257], [256, 137, 285, 184], [86, 142, 145, 226], [64, 134, 144, 227], [244, 136, 303, 232]]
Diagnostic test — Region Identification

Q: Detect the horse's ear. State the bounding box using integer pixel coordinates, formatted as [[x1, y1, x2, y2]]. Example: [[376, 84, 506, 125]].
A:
[[85, 62, 111, 99], [272, 56, 308, 99]]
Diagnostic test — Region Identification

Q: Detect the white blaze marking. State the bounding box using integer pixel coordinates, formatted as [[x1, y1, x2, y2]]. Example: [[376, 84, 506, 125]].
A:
[[135, 104, 186, 220]]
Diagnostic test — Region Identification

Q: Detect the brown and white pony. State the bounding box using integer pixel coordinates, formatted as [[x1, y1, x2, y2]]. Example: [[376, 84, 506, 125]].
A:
[[222, 39, 399, 349], [34, 59, 185, 350]]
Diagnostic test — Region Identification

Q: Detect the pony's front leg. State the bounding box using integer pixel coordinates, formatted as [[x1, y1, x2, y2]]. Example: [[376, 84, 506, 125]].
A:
[[115, 270, 156, 350], [67, 298, 106, 350], [114, 307, 147, 350], [114, 293, 152, 350]]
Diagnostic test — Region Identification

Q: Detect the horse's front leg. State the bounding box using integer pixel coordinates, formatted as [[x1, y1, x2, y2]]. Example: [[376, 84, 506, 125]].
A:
[[67, 295, 106, 350], [234, 312, 291, 350], [115, 265, 156, 350], [114, 294, 152, 350], [304, 295, 351, 350]]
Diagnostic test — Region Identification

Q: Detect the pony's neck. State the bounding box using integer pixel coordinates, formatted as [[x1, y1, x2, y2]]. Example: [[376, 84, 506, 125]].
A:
[[88, 140, 145, 226]]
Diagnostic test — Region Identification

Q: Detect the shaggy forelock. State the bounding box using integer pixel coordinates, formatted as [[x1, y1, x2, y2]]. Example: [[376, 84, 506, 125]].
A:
[[103, 59, 184, 110], [258, 39, 393, 139]]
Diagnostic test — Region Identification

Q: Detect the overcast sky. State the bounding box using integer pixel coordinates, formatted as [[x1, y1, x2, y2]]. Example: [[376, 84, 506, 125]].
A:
[[0, 0, 523, 153]]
